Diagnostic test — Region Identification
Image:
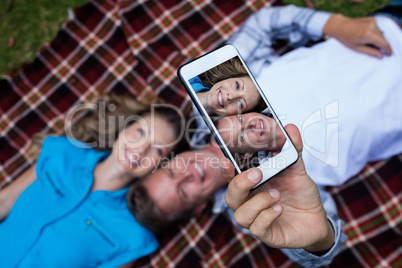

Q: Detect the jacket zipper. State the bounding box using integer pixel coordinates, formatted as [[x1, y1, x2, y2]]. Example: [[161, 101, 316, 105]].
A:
[[45, 171, 65, 197], [86, 219, 116, 247]]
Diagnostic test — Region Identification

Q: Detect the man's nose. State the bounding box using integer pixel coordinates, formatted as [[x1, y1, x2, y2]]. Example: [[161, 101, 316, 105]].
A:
[[247, 119, 257, 129]]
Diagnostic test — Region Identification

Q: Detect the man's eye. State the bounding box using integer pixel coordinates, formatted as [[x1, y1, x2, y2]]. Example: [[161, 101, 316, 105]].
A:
[[240, 133, 244, 142], [238, 116, 242, 123], [236, 81, 240, 89], [138, 129, 144, 135]]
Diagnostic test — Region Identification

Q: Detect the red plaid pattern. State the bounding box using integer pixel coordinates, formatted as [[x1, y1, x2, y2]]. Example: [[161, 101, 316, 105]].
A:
[[0, 1, 400, 267], [133, 155, 402, 268], [0, 0, 270, 186], [328, 156, 402, 268]]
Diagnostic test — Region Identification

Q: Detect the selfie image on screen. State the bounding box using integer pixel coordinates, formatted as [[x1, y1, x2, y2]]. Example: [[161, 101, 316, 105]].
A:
[[189, 56, 288, 171]]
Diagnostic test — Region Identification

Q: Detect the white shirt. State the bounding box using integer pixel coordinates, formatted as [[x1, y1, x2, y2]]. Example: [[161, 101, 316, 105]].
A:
[[253, 16, 402, 186], [190, 7, 346, 266], [190, 5, 402, 266]]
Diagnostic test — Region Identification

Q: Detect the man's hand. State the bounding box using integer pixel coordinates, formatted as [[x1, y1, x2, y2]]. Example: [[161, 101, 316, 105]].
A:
[[323, 14, 392, 58], [221, 124, 335, 252]]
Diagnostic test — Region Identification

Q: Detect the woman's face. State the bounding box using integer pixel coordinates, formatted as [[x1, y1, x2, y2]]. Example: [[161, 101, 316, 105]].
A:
[[111, 113, 177, 178], [206, 76, 261, 116]]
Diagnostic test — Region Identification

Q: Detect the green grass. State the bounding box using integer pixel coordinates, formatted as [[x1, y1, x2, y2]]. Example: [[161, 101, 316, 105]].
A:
[[283, 0, 390, 17], [0, 0, 87, 75], [0, 0, 392, 75]]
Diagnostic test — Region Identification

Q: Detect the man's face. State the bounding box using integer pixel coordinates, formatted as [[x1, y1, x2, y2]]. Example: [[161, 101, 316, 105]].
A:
[[217, 112, 278, 154], [143, 148, 226, 216]]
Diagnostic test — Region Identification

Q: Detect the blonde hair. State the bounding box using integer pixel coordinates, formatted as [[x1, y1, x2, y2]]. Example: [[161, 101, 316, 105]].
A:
[[199, 57, 267, 113], [28, 92, 183, 159], [199, 57, 247, 88]]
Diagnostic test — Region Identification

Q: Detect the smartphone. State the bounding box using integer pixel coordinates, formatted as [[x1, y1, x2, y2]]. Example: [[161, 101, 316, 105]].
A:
[[177, 44, 298, 189]]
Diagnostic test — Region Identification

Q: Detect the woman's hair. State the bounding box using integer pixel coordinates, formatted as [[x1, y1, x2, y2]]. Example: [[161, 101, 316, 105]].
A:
[[199, 57, 248, 88], [199, 57, 267, 113], [28, 92, 186, 159], [127, 179, 193, 233], [252, 96, 268, 113]]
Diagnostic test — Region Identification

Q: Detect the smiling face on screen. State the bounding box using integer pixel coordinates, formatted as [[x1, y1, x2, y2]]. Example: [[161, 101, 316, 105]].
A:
[[217, 112, 284, 154], [203, 76, 261, 116]]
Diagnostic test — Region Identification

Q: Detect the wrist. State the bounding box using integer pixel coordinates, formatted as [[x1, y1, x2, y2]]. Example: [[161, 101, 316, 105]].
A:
[[323, 13, 347, 37], [304, 219, 335, 255]]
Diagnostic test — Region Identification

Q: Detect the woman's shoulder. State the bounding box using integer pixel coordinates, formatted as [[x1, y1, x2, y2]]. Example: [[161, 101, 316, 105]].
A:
[[42, 136, 92, 152], [189, 76, 209, 93], [38, 136, 97, 166]]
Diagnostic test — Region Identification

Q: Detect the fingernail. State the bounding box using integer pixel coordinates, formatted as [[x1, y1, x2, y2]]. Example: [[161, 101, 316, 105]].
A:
[[268, 189, 279, 199], [273, 203, 282, 212], [247, 169, 260, 182]]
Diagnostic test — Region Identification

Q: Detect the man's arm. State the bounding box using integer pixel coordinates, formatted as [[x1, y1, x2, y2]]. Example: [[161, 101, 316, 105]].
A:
[[229, 5, 391, 73], [221, 125, 347, 267], [323, 14, 392, 58], [229, 5, 332, 55], [0, 164, 37, 222], [280, 211, 347, 267]]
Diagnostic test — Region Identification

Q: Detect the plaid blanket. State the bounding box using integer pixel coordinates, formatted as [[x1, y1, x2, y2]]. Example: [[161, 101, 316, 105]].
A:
[[1, 0, 401, 267]]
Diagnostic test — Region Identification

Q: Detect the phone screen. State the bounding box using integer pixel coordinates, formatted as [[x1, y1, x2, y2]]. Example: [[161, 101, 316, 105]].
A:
[[188, 56, 290, 172]]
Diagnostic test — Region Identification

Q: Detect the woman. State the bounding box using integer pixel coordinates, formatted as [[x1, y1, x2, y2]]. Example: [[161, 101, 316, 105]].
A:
[[191, 57, 266, 116], [0, 92, 184, 267]]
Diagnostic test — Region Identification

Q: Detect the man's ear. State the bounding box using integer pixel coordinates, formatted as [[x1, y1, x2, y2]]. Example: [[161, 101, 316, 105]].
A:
[[191, 202, 207, 216]]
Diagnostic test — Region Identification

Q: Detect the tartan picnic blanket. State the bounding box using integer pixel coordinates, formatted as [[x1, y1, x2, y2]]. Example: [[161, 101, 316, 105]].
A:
[[0, 0, 401, 267]]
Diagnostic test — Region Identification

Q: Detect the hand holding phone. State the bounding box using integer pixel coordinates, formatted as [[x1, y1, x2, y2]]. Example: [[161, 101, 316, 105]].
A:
[[178, 45, 298, 189], [221, 124, 335, 252]]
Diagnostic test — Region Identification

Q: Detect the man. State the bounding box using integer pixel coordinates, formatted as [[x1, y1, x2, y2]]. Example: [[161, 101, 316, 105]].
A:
[[215, 112, 286, 155], [129, 124, 346, 267], [222, 125, 343, 265], [227, 3, 402, 186], [189, 2, 402, 187], [130, 2, 401, 267]]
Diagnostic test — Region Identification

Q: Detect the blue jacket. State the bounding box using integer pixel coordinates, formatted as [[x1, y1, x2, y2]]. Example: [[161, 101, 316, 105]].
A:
[[189, 76, 209, 93], [0, 136, 158, 267]]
